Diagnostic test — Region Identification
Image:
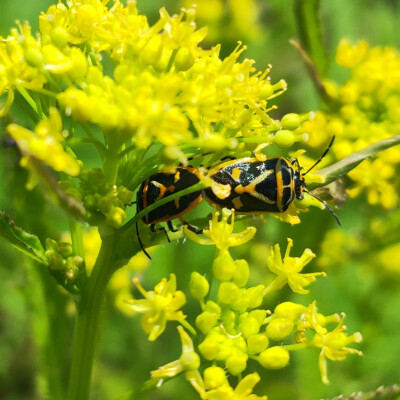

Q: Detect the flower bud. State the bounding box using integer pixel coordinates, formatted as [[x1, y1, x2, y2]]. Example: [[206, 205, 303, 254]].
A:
[[232, 258, 249, 287], [258, 346, 290, 369], [174, 47, 195, 71], [274, 130, 295, 148], [24, 47, 43, 67], [204, 366, 227, 390], [106, 206, 126, 228], [141, 35, 163, 65], [45, 238, 58, 251], [50, 26, 69, 48], [204, 300, 221, 314], [247, 284, 264, 308], [225, 352, 248, 375], [58, 241, 73, 258], [247, 334, 269, 354], [274, 302, 306, 320], [217, 281, 239, 305], [117, 186, 133, 205], [70, 255, 84, 270], [266, 318, 294, 341], [221, 308, 236, 333], [197, 134, 230, 151], [98, 195, 113, 214], [249, 310, 267, 325], [296, 191, 325, 210], [48, 252, 65, 270], [239, 316, 260, 338], [196, 311, 218, 334], [232, 335, 247, 352], [230, 288, 249, 313], [259, 82, 273, 99], [190, 272, 210, 299], [198, 336, 220, 360], [80, 168, 104, 185], [83, 194, 97, 210], [65, 266, 79, 282], [280, 113, 301, 130]]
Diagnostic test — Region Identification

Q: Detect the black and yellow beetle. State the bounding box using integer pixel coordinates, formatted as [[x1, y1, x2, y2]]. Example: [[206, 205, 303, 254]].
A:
[[136, 166, 203, 258], [203, 136, 340, 224], [136, 137, 339, 258]]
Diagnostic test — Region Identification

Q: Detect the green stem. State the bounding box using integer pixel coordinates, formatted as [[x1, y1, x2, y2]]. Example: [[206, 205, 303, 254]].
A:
[[282, 342, 309, 351], [263, 276, 287, 296], [68, 217, 85, 258], [67, 231, 119, 400], [103, 152, 120, 185], [16, 86, 39, 115], [166, 48, 178, 73], [180, 319, 197, 336], [294, 0, 328, 77]]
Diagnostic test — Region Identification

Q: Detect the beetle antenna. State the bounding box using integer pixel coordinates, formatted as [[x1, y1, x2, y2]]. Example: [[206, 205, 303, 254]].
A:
[[136, 221, 152, 260], [303, 189, 341, 226], [303, 136, 335, 176]]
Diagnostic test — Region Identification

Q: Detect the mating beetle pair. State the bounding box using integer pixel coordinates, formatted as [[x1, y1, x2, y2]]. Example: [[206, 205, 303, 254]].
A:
[[136, 137, 339, 258]]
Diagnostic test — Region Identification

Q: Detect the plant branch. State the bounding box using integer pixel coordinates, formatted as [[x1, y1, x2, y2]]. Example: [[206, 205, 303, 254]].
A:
[[312, 135, 400, 187]]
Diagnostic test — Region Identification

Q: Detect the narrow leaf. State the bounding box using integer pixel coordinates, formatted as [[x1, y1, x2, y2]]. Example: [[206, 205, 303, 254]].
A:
[[0, 211, 48, 264], [314, 135, 400, 187]]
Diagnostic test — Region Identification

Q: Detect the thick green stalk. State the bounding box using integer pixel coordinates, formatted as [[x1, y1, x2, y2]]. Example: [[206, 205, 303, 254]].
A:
[[103, 153, 120, 185], [294, 0, 328, 77], [66, 231, 119, 400]]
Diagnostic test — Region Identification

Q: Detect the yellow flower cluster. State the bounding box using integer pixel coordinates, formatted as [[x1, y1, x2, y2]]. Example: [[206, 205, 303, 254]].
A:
[[7, 108, 80, 188], [1, 0, 286, 149], [1, 0, 291, 187], [182, 210, 361, 386], [152, 327, 267, 400], [301, 39, 400, 208]]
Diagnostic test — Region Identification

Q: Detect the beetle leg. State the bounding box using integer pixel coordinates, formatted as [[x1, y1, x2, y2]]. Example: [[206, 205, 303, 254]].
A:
[[179, 216, 203, 234], [150, 223, 171, 242], [167, 220, 178, 232], [136, 222, 151, 260]]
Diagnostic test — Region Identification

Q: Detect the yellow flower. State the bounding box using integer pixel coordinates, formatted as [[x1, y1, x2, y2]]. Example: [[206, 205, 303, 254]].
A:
[[127, 274, 187, 341], [0, 21, 46, 115], [300, 39, 400, 209], [265, 238, 324, 294], [7, 108, 80, 186], [151, 326, 200, 378], [203, 372, 267, 400], [184, 208, 256, 250], [306, 303, 363, 384]]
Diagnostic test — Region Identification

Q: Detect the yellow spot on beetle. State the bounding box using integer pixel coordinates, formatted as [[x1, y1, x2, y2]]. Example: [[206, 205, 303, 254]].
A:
[[232, 167, 241, 180], [232, 196, 244, 209]]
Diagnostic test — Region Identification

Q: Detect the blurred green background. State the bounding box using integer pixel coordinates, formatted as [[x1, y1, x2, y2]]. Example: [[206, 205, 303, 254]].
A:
[[1, 1, 400, 399]]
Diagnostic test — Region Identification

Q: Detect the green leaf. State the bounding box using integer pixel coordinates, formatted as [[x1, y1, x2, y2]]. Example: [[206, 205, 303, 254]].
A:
[[294, 0, 328, 77], [0, 211, 48, 264], [313, 135, 400, 187]]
